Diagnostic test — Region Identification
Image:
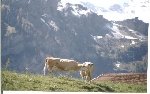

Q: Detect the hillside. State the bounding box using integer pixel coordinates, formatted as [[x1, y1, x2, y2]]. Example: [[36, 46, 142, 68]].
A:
[[1, 71, 147, 92]]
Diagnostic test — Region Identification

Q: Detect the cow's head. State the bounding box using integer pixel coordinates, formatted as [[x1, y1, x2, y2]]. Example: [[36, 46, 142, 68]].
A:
[[83, 62, 94, 67]]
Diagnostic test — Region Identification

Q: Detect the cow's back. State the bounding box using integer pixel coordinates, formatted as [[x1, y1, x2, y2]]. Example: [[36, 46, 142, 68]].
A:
[[57, 59, 79, 71]]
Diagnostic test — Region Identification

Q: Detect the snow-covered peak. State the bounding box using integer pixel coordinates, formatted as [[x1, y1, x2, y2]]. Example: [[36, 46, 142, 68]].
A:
[[71, 5, 91, 17], [59, 0, 150, 23], [57, 1, 91, 17]]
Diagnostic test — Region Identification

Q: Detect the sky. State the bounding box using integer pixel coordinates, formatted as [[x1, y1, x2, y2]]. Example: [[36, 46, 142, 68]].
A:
[[60, 0, 150, 23]]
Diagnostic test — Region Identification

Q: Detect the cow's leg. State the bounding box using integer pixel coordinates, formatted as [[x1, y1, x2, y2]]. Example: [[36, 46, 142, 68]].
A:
[[43, 62, 47, 75], [89, 71, 92, 81], [43, 67, 46, 75], [81, 74, 85, 80], [43, 66, 51, 75], [85, 76, 91, 83], [81, 75, 85, 81], [83, 76, 88, 83], [85, 76, 89, 81], [43, 62, 53, 75], [80, 70, 85, 80]]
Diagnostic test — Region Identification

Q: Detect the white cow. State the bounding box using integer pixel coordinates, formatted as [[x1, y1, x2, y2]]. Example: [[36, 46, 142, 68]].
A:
[[80, 62, 94, 82]]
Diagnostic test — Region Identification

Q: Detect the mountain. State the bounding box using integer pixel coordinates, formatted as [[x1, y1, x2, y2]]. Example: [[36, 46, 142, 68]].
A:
[[67, 0, 150, 22], [1, 0, 148, 78]]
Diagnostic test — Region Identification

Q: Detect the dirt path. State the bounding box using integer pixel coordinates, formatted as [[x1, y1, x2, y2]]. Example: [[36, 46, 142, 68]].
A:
[[92, 73, 147, 84]]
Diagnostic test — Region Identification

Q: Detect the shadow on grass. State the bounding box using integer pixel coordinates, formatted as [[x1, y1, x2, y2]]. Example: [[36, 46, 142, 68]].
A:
[[97, 84, 115, 92], [81, 83, 115, 92], [82, 85, 105, 92]]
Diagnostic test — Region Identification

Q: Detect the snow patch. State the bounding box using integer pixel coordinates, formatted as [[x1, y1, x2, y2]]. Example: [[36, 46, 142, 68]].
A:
[[131, 40, 136, 44], [115, 61, 121, 68], [96, 36, 103, 39], [124, 36, 137, 39], [5, 26, 16, 36], [41, 18, 59, 31], [130, 40, 136, 45], [121, 45, 124, 48], [48, 20, 59, 31], [115, 63, 120, 68], [71, 5, 91, 17], [105, 34, 112, 38], [91, 35, 103, 41], [40, 18, 50, 29], [57, 2, 67, 11], [40, 18, 46, 23], [41, 13, 48, 17], [110, 23, 139, 39], [111, 23, 125, 39]]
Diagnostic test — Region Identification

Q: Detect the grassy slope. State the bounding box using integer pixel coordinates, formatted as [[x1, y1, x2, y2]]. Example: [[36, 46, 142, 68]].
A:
[[1, 71, 147, 92]]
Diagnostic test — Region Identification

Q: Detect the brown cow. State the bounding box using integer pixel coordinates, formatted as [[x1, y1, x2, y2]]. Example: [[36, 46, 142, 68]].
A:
[[43, 57, 83, 75], [43, 57, 94, 82]]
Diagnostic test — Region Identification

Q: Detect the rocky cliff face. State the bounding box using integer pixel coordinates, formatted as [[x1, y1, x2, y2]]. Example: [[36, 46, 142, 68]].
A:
[[1, 0, 148, 77]]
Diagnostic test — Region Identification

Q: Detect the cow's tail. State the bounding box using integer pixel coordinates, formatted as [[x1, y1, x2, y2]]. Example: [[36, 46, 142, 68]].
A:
[[43, 58, 48, 75]]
